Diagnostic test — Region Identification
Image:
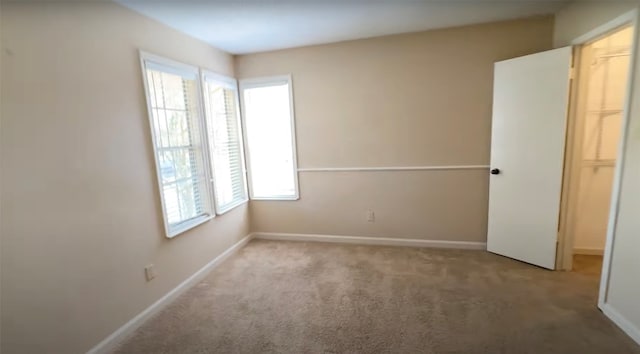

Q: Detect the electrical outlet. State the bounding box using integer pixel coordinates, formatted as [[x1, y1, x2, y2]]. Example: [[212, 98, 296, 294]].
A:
[[144, 264, 156, 281], [367, 209, 375, 222]]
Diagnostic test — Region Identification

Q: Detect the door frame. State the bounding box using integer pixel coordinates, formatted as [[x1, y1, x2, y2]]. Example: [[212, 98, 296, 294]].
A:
[[556, 9, 639, 307]]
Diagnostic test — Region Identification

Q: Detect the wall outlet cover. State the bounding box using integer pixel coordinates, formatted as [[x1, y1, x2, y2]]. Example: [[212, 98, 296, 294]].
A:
[[367, 210, 375, 222], [144, 264, 156, 281]]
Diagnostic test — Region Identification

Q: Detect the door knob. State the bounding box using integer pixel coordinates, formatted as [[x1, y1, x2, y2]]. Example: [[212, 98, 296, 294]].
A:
[[490, 168, 501, 175]]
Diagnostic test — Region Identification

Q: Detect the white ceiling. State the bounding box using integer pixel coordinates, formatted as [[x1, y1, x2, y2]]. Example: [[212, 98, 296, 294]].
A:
[[118, 0, 569, 54]]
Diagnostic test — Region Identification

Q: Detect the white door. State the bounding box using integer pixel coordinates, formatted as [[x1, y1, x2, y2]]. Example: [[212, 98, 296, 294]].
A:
[[487, 47, 573, 270]]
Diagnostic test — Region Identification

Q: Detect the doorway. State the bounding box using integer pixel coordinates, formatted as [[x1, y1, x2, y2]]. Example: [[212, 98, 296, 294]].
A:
[[486, 10, 638, 344], [560, 25, 635, 277], [486, 12, 638, 274]]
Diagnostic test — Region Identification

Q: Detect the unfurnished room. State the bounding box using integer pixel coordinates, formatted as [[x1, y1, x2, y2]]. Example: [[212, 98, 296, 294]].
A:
[[2, 1, 640, 353]]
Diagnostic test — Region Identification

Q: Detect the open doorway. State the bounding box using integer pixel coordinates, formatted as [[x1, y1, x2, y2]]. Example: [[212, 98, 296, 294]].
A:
[[561, 25, 635, 278], [486, 18, 638, 344]]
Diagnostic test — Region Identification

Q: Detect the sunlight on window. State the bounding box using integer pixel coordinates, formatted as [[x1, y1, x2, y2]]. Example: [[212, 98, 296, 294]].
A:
[[242, 80, 297, 199]]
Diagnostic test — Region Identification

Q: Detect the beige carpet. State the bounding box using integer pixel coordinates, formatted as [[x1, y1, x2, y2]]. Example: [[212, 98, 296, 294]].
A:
[[116, 240, 640, 354]]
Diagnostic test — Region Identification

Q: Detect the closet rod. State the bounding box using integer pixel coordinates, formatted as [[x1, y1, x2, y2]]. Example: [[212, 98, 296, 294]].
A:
[[596, 52, 630, 59]]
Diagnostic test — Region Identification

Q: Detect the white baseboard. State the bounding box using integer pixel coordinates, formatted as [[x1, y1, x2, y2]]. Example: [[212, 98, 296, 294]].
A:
[[601, 303, 640, 346], [87, 234, 253, 354], [574, 248, 605, 256], [251, 232, 486, 250]]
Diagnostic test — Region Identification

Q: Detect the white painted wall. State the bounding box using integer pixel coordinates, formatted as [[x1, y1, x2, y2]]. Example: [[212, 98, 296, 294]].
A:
[[555, 1, 640, 344], [573, 167, 617, 253]]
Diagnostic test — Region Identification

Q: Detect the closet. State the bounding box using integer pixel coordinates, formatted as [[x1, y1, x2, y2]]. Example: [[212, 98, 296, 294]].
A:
[[570, 26, 633, 257]]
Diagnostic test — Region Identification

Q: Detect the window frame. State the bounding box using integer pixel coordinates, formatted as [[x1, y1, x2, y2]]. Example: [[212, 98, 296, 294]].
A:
[[139, 51, 215, 238], [200, 70, 249, 214], [238, 75, 300, 201]]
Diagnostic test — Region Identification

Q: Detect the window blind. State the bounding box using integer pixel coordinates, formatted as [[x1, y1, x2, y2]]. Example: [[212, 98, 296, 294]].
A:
[[203, 72, 248, 213], [142, 54, 213, 237]]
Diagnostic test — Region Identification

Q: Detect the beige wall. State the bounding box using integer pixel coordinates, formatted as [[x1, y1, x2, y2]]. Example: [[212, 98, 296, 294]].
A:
[[236, 17, 554, 242], [555, 0, 640, 343], [553, 1, 639, 47], [0, 2, 250, 353]]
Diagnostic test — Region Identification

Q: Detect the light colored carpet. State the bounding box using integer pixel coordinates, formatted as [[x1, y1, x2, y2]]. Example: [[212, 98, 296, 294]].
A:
[[116, 240, 640, 354]]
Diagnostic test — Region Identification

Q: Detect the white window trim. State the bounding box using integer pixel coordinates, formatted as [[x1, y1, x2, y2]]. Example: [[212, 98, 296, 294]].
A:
[[139, 50, 215, 238], [200, 69, 249, 214], [239, 75, 300, 201]]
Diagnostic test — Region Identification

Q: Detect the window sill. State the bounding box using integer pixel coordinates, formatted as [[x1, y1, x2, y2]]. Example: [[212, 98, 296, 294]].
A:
[[216, 198, 249, 215], [249, 195, 300, 201], [166, 214, 214, 238]]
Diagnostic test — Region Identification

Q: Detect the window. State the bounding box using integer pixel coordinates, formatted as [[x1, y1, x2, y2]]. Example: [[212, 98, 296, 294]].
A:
[[202, 71, 248, 213], [140, 52, 213, 237], [240, 76, 299, 200], [140, 52, 298, 235]]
